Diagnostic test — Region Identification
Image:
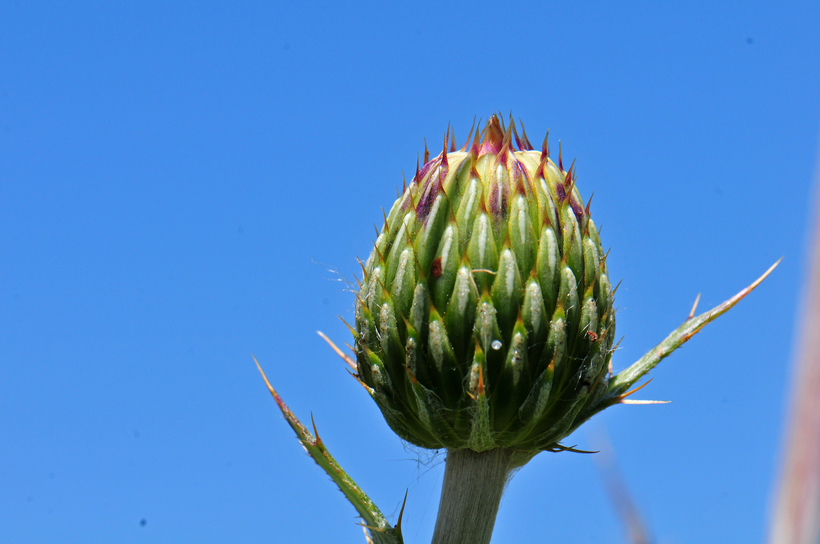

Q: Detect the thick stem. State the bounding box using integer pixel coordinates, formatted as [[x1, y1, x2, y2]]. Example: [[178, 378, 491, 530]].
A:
[[431, 448, 513, 544]]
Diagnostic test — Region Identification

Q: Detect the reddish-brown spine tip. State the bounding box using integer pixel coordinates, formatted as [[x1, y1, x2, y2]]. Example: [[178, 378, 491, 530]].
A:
[[338, 315, 357, 337], [310, 412, 324, 448], [519, 119, 534, 150], [509, 117, 521, 150], [371, 239, 384, 262], [618, 379, 654, 402], [565, 158, 577, 186], [356, 257, 368, 281], [502, 119, 513, 149], [564, 163, 573, 188], [541, 129, 550, 159], [558, 140, 563, 172], [470, 119, 482, 158], [461, 116, 477, 152], [396, 490, 409, 533], [585, 191, 594, 217]]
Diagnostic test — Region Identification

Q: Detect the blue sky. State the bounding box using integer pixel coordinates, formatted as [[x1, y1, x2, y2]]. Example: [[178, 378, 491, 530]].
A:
[[1, 1, 819, 543]]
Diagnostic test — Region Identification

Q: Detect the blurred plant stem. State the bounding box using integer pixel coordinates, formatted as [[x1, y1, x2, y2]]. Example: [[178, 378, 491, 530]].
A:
[[593, 432, 653, 544], [769, 143, 820, 544]]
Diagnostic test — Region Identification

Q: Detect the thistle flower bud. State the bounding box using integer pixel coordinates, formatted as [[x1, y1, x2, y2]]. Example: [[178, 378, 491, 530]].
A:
[[355, 115, 614, 453]]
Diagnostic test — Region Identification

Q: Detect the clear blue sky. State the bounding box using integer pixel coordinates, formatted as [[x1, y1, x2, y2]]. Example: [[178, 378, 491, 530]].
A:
[[2, 2, 819, 543]]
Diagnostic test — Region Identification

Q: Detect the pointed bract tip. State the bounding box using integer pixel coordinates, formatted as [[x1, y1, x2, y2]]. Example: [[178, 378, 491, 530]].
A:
[[618, 379, 653, 402], [470, 119, 482, 157], [481, 114, 505, 154], [357, 522, 385, 534], [541, 129, 550, 159], [565, 157, 577, 187], [347, 367, 374, 393], [585, 191, 594, 218], [396, 489, 409, 532], [752, 257, 782, 289], [309, 412, 323, 447], [558, 140, 563, 171], [357, 258, 368, 281], [338, 315, 357, 336], [363, 525, 375, 544], [519, 119, 534, 150], [690, 257, 782, 326], [511, 117, 522, 150], [508, 116, 519, 148], [317, 331, 357, 371], [503, 118, 513, 148], [461, 115, 477, 152], [253, 354, 277, 397], [687, 293, 701, 320]]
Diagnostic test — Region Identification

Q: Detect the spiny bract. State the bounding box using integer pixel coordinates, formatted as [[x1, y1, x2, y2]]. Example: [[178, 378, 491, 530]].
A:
[[354, 115, 615, 453]]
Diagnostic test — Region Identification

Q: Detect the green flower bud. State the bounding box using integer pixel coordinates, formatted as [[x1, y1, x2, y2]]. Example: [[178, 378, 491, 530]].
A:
[[355, 115, 614, 453]]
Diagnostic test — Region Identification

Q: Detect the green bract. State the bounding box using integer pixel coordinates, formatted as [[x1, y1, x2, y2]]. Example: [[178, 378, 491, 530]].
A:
[[354, 115, 615, 453]]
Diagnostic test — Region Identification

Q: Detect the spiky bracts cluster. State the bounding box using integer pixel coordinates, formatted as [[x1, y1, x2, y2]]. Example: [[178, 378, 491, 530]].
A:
[[354, 115, 615, 453]]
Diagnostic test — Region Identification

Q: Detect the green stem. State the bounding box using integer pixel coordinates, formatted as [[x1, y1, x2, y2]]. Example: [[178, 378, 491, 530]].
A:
[[431, 448, 513, 544]]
